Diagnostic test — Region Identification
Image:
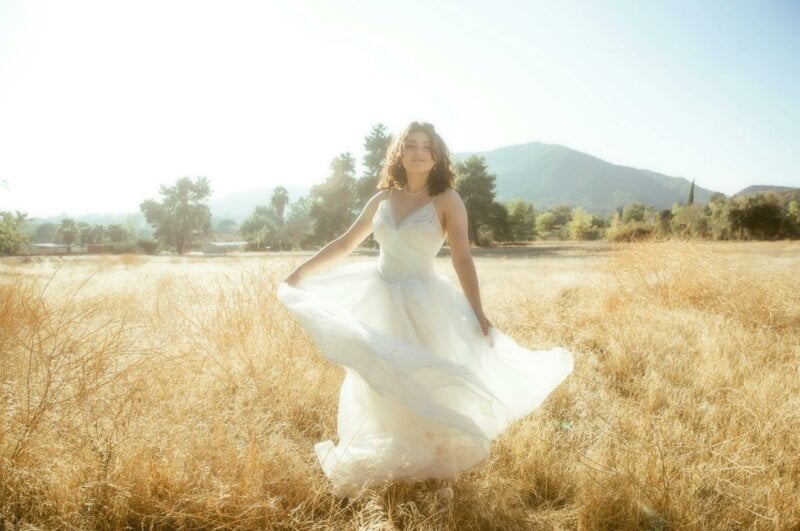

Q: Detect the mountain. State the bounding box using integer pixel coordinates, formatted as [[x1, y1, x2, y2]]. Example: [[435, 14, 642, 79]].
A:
[[733, 185, 800, 198], [454, 141, 717, 214], [26, 211, 145, 226], [210, 186, 311, 222]]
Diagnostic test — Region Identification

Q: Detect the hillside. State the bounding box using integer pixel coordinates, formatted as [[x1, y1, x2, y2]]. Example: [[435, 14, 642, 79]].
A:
[[454, 141, 717, 214], [733, 185, 800, 198]]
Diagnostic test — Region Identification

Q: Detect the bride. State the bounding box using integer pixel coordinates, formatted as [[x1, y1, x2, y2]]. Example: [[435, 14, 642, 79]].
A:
[[278, 121, 573, 498]]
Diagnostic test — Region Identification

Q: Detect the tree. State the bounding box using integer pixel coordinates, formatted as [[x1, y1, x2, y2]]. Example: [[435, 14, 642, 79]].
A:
[[307, 154, 359, 246], [124, 213, 148, 240], [285, 197, 312, 248], [568, 207, 597, 240], [454, 156, 496, 246], [140, 176, 212, 254], [550, 204, 573, 239], [534, 204, 572, 240], [355, 124, 392, 249], [240, 205, 281, 251], [688, 179, 695, 205], [622, 202, 646, 224], [656, 209, 673, 237], [728, 193, 784, 240], [488, 202, 512, 242], [83, 224, 106, 245], [705, 195, 732, 240], [787, 200, 800, 238], [356, 124, 392, 208], [605, 210, 624, 240], [107, 224, 130, 243], [591, 214, 608, 231], [58, 219, 77, 246], [535, 211, 557, 239], [506, 199, 537, 241], [0, 211, 28, 255], [33, 222, 57, 243], [270, 186, 290, 225], [671, 203, 707, 238], [76, 222, 92, 245], [709, 192, 726, 203]]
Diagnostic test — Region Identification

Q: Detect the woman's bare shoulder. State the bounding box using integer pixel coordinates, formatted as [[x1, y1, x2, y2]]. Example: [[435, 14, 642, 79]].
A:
[[437, 188, 464, 209], [360, 188, 392, 214], [364, 188, 391, 204]]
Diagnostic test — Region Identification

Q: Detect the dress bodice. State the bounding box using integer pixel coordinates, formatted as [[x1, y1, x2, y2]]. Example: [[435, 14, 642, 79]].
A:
[[372, 194, 446, 283]]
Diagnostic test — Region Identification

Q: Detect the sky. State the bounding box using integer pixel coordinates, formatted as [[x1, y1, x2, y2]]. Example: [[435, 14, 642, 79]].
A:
[[0, 0, 798, 217]]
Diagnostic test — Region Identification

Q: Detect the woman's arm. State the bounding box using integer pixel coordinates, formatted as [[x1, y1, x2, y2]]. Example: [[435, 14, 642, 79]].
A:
[[283, 190, 389, 286], [442, 189, 493, 336]]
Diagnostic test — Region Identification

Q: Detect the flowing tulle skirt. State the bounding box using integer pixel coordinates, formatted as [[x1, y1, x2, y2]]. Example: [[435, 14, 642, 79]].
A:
[[277, 261, 573, 497]]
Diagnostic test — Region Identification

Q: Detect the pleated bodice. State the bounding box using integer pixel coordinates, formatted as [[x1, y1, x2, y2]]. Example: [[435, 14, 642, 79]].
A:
[[372, 194, 446, 283]]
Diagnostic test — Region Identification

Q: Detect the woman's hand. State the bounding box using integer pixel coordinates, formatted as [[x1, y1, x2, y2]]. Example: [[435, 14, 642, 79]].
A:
[[474, 309, 492, 337], [279, 192, 386, 290]]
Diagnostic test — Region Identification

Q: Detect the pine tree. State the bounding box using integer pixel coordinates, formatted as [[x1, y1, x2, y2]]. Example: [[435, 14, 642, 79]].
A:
[[356, 124, 392, 207], [355, 124, 392, 248], [307, 153, 358, 246], [454, 156, 497, 246], [270, 186, 289, 225]]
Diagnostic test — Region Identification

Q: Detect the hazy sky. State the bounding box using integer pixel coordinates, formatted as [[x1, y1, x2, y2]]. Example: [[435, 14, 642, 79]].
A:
[[1, 0, 798, 217]]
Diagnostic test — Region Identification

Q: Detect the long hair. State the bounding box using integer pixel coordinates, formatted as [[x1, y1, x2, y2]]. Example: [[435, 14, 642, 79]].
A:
[[377, 122, 455, 195]]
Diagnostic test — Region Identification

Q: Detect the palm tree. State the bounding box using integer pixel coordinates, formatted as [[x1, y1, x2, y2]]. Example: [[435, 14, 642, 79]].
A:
[[270, 186, 290, 225], [58, 218, 77, 252]]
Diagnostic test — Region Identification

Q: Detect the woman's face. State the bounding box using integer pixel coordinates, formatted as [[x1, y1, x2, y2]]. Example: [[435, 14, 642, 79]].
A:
[[401, 130, 436, 176]]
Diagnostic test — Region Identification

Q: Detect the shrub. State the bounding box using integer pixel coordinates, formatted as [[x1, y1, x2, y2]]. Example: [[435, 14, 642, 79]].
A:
[[106, 241, 139, 254], [136, 239, 159, 254], [609, 225, 656, 242]]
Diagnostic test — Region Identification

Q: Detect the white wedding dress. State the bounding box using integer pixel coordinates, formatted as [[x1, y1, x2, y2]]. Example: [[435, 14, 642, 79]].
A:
[[277, 191, 574, 497]]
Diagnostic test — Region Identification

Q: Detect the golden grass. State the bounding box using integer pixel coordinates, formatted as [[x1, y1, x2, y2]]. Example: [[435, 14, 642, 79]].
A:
[[1, 242, 798, 529]]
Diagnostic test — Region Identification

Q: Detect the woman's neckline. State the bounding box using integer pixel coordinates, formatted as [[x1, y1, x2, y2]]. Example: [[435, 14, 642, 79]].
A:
[[388, 186, 435, 225], [387, 188, 444, 237]]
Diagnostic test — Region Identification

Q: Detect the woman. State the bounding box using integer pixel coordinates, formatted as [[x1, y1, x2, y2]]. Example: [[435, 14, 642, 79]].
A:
[[278, 121, 573, 498]]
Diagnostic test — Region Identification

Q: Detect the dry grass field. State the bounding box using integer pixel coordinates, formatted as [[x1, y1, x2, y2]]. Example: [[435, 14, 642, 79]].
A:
[[1, 241, 798, 529]]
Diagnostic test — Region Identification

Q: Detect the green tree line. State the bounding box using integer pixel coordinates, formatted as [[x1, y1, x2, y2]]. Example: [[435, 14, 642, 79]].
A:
[[3, 128, 799, 255]]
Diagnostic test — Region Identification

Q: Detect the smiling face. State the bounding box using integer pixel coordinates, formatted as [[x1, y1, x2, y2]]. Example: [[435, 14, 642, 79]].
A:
[[400, 130, 436, 176], [377, 121, 456, 195]]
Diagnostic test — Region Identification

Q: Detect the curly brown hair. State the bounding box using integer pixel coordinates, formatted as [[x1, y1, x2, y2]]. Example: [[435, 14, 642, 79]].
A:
[[377, 121, 455, 196]]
